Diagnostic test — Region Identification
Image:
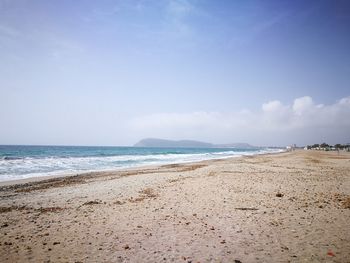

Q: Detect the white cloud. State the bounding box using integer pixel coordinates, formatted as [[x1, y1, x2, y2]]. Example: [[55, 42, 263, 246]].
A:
[[262, 100, 283, 112], [292, 96, 314, 115], [129, 96, 350, 146]]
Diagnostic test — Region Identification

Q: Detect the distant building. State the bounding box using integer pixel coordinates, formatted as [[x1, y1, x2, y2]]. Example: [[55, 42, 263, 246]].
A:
[[286, 144, 296, 151]]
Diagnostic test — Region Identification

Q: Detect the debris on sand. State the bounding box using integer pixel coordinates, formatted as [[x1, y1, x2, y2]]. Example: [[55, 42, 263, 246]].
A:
[[327, 250, 335, 257], [129, 188, 158, 203], [276, 192, 284, 198], [235, 207, 258, 211], [342, 196, 350, 209], [82, 200, 102, 206], [114, 200, 125, 205], [38, 207, 64, 213], [0, 205, 27, 213]]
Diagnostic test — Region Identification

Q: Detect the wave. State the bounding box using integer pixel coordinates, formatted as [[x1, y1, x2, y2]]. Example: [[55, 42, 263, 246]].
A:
[[0, 148, 284, 182]]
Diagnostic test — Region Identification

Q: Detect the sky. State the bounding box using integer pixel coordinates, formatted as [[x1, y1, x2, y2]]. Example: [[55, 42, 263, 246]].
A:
[[0, 0, 349, 147]]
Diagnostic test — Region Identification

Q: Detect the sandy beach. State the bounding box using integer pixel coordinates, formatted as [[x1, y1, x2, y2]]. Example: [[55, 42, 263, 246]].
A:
[[1, 150, 349, 262]]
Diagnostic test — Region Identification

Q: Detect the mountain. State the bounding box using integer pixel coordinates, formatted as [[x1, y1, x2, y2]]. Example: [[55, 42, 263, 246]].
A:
[[133, 138, 255, 148]]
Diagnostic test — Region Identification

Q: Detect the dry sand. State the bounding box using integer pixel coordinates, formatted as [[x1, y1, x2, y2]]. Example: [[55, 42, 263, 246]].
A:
[[0, 150, 350, 262]]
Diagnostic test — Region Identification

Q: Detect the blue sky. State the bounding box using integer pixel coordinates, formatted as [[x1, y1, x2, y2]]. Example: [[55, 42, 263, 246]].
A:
[[0, 0, 349, 146]]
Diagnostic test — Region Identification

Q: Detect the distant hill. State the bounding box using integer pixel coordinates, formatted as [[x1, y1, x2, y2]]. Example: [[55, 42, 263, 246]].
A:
[[134, 138, 213, 148], [133, 138, 255, 148]]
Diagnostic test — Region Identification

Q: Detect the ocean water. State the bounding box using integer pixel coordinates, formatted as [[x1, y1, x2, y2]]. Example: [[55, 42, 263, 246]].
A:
[[0, 145, 283, 182]]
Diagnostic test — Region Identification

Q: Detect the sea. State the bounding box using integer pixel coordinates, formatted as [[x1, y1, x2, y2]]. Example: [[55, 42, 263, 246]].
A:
[[0, 145, 283, 182]]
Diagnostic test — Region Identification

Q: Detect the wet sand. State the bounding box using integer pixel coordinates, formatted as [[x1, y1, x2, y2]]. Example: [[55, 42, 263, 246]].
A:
[[0, 150, 350, 262]]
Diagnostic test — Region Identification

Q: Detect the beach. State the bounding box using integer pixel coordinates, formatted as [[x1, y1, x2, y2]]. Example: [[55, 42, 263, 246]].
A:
[[1, 150, 349, 262]]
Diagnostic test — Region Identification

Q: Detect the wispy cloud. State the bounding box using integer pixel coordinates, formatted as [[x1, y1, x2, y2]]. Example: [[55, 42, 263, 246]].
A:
[[47, 34, 84, 60], [0, 24, 21, 49], [129, 96, 350, 145], [167, 0, 193, 17], [117, 0, 205, 52], [0, 0, 12, 9], [226, 11, 289, 49], [0, 24, 20, 38], [163, 0, 195, 38], [252, 12, 288, 35], [80, 0, 148, 23], [0, 1, 84, 61]]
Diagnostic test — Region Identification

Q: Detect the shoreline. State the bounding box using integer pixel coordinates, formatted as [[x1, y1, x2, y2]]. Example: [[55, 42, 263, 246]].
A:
[[0, 149, 285, 187], [1, 150, 349, 262]]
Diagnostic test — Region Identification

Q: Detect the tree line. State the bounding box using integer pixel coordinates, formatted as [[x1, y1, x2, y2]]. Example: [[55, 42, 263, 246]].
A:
[[306, 143, 350, 150]]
